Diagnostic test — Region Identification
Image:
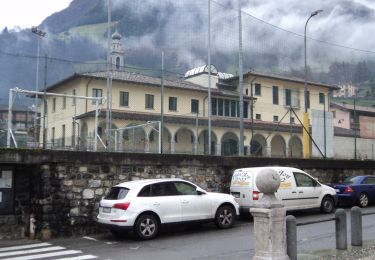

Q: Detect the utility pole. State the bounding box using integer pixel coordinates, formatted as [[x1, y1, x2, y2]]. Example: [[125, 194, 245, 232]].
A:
[[106, 0, 112, 150], [354, 97, 357, 160], [238, 0, 244, 156], [43, 54, 48, 149], [160, 51, 164, 154], [207, 0, 212, 155]]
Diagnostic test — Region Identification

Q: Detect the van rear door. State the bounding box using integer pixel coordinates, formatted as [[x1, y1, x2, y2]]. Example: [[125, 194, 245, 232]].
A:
[[230, 169, 254, 208]]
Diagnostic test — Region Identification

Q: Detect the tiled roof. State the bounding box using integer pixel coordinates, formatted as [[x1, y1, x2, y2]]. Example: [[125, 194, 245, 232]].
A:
[[331, 102, 375, 114]]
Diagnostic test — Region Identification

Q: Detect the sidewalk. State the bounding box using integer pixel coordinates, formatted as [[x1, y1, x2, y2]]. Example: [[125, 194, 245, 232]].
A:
[[298, 240, 375, 260]]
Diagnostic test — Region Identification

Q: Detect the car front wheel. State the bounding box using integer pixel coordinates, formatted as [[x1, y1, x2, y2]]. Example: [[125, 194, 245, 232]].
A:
[[215, 205, 235, 229], [359, 193, 369, 208], [134, 214, 159, 240], [320, 196, 335, 213]]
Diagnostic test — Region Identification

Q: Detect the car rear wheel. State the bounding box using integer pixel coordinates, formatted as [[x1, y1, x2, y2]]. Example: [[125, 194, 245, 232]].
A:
[[320, 196, 335, 213], [359, 193, 369, 208], [215, 205, 235, 229], [134, 214, 159, 240]]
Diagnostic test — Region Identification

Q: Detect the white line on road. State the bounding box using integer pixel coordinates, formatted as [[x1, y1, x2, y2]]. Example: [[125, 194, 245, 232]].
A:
[[0, 246, 65, 257], [0, 243, 51, 252], [4, 249, 82, 260], [57, 255, 98, 260], [83, 236, 98, 241]]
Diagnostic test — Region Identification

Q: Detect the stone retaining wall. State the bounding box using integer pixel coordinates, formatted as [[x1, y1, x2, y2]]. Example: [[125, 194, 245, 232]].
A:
[[0, 150, 374, 240]]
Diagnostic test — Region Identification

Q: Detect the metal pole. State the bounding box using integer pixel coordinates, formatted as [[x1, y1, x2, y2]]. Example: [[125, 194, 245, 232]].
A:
[[7, 90, 13, 148], [34, 36, 40, 143], [324, 94, 326, 158], [208, 0, 212, 155], [238, 0, 244, 156], [250, 77, 256, 155], [161, 51, 164, 154], [94, 99, 99, 152], [106, 0, 112, 150], [158, 121, 161, 154], [43, 54, 47, 149], [354, 96, 357, 160]]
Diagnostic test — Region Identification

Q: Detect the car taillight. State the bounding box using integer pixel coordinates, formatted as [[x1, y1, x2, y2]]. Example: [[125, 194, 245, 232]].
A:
[[253, 191, 260, 200], [344, 187, 354, 193], [113, 202, 130, 210]]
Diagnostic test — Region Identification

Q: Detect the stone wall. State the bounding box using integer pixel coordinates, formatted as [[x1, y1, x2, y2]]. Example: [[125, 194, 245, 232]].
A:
[[0, 149, 374, 240]]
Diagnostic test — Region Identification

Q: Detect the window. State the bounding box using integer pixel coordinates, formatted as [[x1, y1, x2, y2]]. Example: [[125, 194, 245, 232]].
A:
[[92, 88, 103, 104], [150, 182, 179, 196], [212, 98, 217, 116], [285, 89, 291, 106], [174, 182, 198, 195], [169, 97, 177, 111], [244, 101, 249, 118], [224, 100, 230, 116], [120, 91, 129, 107], [230, 100, 236, 117], [62, 94, 66, 109], [191, 99, 199, 114], [122, 130, 129, 140], [319, 93, 325, 104], [218, 99, 224, 116], [363, 177, 375, 185], [245, 88, 249, 95], [332, 111, 336, 118], [52, 98, 56, 113], [290, 117, 295, 124], [273, 116, 279, 122], [105, 187, 129, 200], [51, 127, 55, 145], [255, 83, 261, 96], [62, 124, 66, 147], [145, 94, 154, 109], [138, 185, 151, 197], [72, 89, 76, 106], [306, 91, 310, 109], [256, 114, 261, 120], [273, 86, 279, 105], [293, 172, 319, 187], [149, 131, 154, 142]]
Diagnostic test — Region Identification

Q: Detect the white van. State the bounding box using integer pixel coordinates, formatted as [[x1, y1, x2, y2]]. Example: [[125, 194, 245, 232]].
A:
[[230, 167, 337, 214]]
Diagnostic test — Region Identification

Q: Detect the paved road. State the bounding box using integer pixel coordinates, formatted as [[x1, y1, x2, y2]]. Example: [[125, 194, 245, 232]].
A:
[[2, 206, 375, 260]]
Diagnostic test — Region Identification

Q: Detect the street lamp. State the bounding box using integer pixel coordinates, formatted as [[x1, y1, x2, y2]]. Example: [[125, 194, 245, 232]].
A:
[[303, 9, 323, 158], [31, 26, 46, 146]]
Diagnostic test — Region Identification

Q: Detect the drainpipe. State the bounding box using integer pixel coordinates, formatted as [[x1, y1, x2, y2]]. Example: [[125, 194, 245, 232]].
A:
[[85, 78, 93, 113]]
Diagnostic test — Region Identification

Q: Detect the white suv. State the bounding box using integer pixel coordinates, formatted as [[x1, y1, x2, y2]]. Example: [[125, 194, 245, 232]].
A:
[[97, 178, 239, 240]]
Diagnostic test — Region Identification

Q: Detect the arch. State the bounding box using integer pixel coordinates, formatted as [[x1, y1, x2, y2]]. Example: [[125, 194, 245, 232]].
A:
[[148, 127, 172, 153], [221, 132, 239, 156], [289, 135, 303, 158], [271, 135, 286, 158], [197, 129, 218, 155], [116, 57, 120, 69], [119, 123, 146, 152], [174, 127, 195, 154], [250, 134, 267, 156]]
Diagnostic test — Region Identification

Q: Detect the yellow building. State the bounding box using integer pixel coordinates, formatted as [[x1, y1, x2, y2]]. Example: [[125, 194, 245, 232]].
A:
[[40, 32, 336, 157]]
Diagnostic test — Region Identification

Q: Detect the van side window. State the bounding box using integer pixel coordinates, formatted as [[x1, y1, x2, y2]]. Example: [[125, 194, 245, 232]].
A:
[[293, 172, 317, 187]]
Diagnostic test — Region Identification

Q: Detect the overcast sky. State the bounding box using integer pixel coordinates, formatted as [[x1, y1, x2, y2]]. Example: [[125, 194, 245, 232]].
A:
[[0, 0, 72, 29]]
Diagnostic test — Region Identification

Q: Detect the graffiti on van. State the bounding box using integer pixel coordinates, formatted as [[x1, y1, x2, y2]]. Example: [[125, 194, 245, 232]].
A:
[[278, 170, 292, 189], [231, 171, 251, 186]]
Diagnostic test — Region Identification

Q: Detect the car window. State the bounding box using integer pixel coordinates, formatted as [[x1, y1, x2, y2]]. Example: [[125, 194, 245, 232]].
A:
[[293, 172, 316, 187], [150, 182, 179, 197], [174, 182, 198, 195], [105, 187, 129, 200], [343, 176, 362, 184], [363, 177, 375, 185], [138, 185, 151, 197]]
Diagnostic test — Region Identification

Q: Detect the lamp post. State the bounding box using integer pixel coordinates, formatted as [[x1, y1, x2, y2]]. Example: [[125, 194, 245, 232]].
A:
[[31, 26, 46, 147], [303, 9, 323, 158]]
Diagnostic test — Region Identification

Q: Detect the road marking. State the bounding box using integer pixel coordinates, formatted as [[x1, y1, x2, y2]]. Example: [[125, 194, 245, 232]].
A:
[[0, 246, 65, 257], [0, 243, 51, 252], [4, 250, 82, 260], [58, 255, 98, 260], [83, 236, 98, 241]]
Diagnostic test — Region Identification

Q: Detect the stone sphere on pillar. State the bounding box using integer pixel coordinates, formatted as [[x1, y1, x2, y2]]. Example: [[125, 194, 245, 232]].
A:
[[256, 168, 280, 194]]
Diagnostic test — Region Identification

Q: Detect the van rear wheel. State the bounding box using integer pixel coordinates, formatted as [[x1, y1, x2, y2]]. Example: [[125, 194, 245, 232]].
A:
[[320, 196, 335, 213]]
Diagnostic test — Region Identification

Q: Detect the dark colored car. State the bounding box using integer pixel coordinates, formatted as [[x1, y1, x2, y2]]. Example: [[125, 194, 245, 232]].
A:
[[330, 176, 375, 207]]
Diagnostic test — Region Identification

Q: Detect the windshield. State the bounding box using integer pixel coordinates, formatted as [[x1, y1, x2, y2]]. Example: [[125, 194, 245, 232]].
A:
[[342, 176, 361, 184], [105, 187, 129, 200]]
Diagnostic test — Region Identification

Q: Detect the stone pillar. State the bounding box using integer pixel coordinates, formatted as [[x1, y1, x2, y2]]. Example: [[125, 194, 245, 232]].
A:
[[216, 143, 221, 156], [250, 168, 290, 260], [285, 145, 289, 158], [170, 141, 176, 154], [193, 141, 198, 155], [265, 145, 272, 157], [145, 137, 150, 153]]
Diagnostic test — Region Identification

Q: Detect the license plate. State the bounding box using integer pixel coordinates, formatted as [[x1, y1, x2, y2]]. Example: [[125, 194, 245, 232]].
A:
[[232, 192, 240, 198], [102, 207, 111, 213], [335, 189, 340, 193]]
